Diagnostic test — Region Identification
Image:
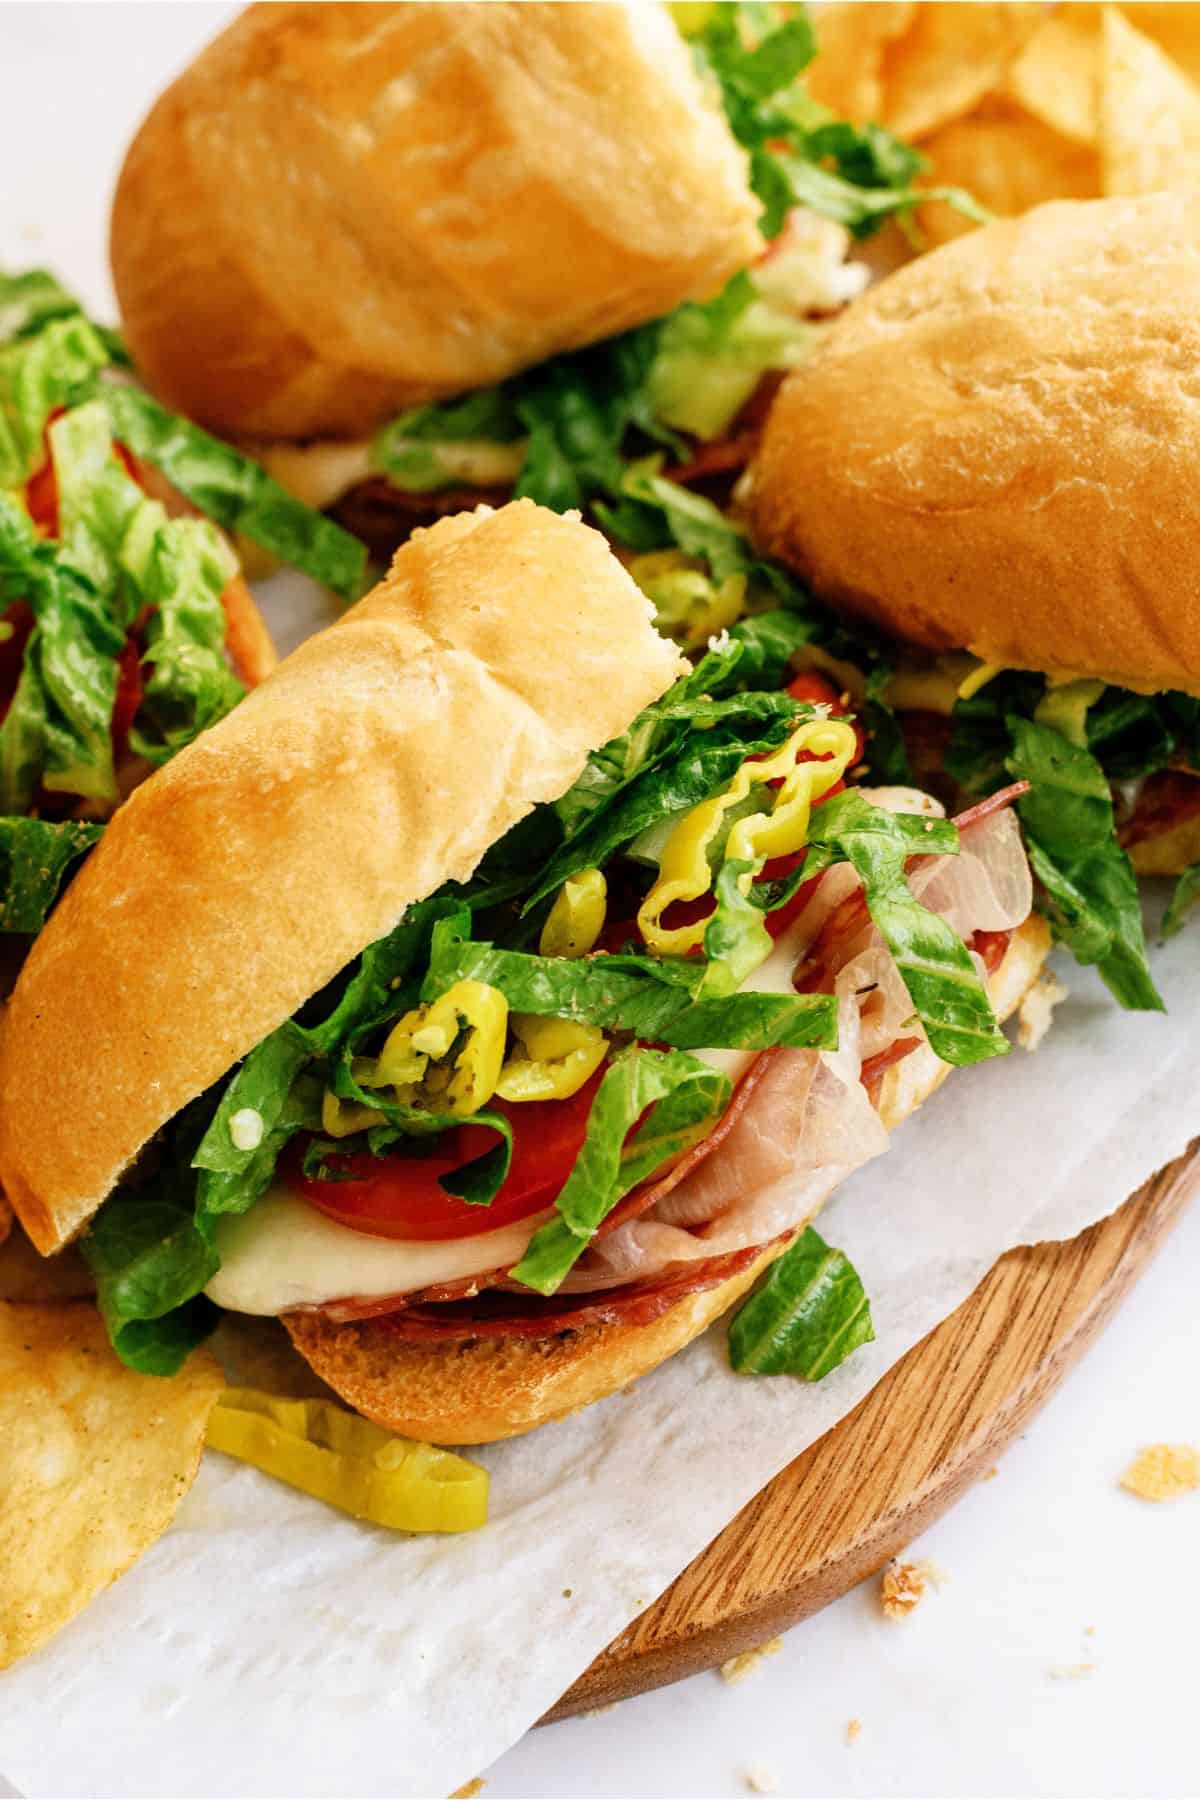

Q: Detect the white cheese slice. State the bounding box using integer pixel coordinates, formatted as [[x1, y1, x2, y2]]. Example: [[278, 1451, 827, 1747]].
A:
[[206, 1188, 544, 1316]]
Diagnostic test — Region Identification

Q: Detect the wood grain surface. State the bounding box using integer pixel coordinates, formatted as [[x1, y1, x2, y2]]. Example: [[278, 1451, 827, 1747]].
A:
[[548, 1144, 1199, 1720]]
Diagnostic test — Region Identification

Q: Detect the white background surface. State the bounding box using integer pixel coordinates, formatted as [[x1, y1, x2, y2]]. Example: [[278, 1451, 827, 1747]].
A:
[[1, 8, 1198, 1797]]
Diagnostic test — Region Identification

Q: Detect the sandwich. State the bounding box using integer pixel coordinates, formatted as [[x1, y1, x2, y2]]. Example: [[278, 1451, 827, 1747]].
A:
[[0, 498, 1048, 1444], [744, 190, 1200, 972], [109, 1, 980, 561]]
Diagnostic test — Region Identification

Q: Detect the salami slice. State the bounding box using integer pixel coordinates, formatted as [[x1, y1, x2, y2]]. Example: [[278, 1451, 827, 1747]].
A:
[[363, 1241, 775, 1341]]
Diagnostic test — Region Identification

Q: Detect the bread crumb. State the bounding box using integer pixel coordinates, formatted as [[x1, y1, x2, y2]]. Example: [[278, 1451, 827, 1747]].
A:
[[846, 1718, 862, 1745], [1120, 1443, 1200, 1502], [449, 1781, 485, 1799], [879, 1557, 946, 1618], [1048, 1663, 1095, 1680], [720, 1638, 784, 1685], [1018, 970, 1069, 1051], [982, 1465, 1000, 1481], [743, 1763, 779, 1794], [580, 1703, 616, 1719]]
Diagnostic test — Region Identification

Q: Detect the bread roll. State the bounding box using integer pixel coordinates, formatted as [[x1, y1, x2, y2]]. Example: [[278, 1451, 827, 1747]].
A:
[[0, 501, 685, 1253], [110, 1, 763, 441], [287, 915, 1051, 1443], [745, 193, 1200, 696]]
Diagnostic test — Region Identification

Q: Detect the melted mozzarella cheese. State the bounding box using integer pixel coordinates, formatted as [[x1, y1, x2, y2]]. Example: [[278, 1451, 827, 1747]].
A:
[[205, 1188, 543, 1315]]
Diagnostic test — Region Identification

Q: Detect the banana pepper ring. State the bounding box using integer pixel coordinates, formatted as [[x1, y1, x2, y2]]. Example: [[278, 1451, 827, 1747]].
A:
[[539, 867, 607, 958], [206, 1389, 488, 1533], [495, 1014, 608, 1103], [638, 716, 858, 956], [372, 978, 509, 1116]]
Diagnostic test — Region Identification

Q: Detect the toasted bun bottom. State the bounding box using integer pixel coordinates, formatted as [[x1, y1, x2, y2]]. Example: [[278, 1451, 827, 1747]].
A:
[[286, 915, 1052, 1443]]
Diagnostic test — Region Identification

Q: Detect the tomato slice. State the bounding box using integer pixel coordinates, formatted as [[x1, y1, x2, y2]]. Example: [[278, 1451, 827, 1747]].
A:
[[287, 1065, 606, 1241]]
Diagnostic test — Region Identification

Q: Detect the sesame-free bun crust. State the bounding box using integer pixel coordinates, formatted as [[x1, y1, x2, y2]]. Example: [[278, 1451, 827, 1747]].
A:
[[110, 1, 762, 441], [287, 915, 1051, 1444], [746, 193, 1200, 696], [0, 501, 684, 1254]]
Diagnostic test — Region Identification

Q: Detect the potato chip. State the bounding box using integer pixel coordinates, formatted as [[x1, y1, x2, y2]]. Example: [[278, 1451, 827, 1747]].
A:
[[0, 1302, 222, 1668], [0, 1218, 95, 1303], [805, 2, 917, 124], [1120, 3, 1200, 87], [1100, 6, 1200, 194], [0, 1191, 10, 1248], [918, 97, 1101, 246], [878, 3, 1046, 141], [1002, 7, 1104, 146]]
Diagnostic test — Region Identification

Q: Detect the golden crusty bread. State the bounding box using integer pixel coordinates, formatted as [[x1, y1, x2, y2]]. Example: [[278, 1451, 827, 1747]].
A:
[[287, 914, 1052, 1444], [110, 1, 763, 441], [745, 193, 1200, 696], [0, 501, 685, 1254]]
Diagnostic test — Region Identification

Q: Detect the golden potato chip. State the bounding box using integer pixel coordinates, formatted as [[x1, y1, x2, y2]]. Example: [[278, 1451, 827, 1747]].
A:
[[0, 1218, 94, 1303], [918, 97, 1101, 246], [1002, 8, 1104, 146], [808, 3, 1044, 140], [805, 2, 917, 124], [879, 3, 1046, 141], [1100, 6, 1200, 194], [1119, 3, 1200, 87], [0, 1302, 222, 1669]]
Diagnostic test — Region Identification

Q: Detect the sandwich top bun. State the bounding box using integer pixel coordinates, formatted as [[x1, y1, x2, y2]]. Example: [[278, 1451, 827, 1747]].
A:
[[286, 914, 1051, 1443], [0, 501, 685, 1255], [745, 192, 1200, 697], [110, 1, 763, 442]]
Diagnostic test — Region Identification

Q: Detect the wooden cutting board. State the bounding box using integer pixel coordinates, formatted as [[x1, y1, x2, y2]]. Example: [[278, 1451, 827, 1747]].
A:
[[548, 1143, 1199, 1720]]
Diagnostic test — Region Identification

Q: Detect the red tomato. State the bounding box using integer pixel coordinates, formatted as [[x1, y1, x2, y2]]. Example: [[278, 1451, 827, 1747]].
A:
[[785, 671, 841, 709], [287, 1066, 607, 1241], [24, 459, 59, 536], [24, 412, 142, 541], [0, 602, 35, 726], [111, 638, 143, 762]]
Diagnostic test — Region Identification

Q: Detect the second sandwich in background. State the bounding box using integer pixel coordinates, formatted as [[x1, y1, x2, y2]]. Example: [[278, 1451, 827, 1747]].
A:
[[109, 0, 978, 557], [0, 499, 1046, 1443]]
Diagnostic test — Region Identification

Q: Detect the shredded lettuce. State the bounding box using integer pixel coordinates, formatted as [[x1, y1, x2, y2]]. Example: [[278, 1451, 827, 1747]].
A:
[[509, 1048, 730, 1294], [422, 910, 837, 1048], [1006, 718, 1162, 1012], [99, 388, 366, 603], [0, 314, 110, 487], [0, 815, 103, 933], [800, 791, 1009, 1065], [1163, 862, 1200, 941], [728, 1225, 874, 1377]]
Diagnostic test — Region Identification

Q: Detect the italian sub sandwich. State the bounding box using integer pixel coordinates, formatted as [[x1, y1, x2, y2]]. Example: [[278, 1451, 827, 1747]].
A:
[[744, 191, 1200, 975], [110, 1, 977, 561], [0, 499, 1048, 1442]]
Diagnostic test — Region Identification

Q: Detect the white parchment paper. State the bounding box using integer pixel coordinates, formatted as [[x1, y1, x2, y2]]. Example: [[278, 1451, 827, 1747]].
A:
[[2, 574, 1197, 1800]]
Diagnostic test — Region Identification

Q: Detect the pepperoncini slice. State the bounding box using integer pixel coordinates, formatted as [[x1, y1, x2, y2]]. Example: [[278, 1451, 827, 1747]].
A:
[[321, 1090, 387, 1138], [374, 979, 508, 1116], [495, 1014, 608, 1102], [539, 868, 608, 959], [638, 716, 858, 956], [629, 550, 748, 650], [206, 1389, 488, 1534]]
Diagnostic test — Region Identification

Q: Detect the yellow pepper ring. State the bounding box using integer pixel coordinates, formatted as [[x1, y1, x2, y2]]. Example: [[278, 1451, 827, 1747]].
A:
[[370, 979, 509, 1117], [540, 868, 608, 959], [206, 1389, 488, 1534], [495, 1014, 608, 1103], [637, 716, 858, 957]]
